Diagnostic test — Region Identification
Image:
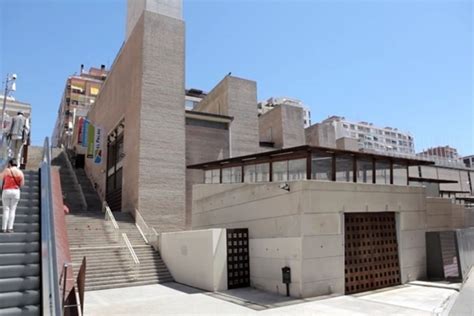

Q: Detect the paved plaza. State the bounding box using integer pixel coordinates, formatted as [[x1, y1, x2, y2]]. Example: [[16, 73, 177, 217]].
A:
[[84, 282, 460, 315]]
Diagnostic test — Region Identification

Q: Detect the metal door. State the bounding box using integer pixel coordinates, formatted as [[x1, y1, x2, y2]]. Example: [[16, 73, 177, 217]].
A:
[[226, 228, 250, 289], [344, 212, 401, 294]]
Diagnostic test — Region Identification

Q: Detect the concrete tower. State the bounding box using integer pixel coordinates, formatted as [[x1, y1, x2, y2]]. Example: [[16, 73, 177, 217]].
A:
[[86, 0, 186, 231]]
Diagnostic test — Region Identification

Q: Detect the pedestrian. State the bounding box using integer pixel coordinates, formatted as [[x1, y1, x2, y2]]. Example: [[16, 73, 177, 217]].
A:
[[7, 111, 30, 165], [1, 158, 24, 233]]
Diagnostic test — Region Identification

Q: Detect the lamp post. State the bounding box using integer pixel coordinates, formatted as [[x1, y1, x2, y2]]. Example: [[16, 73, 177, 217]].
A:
[[1, 73, 17, 136]]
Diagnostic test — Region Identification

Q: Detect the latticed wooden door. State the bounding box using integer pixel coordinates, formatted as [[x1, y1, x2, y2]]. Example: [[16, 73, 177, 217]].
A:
[[344, 212, 401, 294], [226, 228, 250, 289]]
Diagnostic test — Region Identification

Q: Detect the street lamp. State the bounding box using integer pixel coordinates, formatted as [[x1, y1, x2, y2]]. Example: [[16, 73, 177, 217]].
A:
[[1, 73, 18, 135]]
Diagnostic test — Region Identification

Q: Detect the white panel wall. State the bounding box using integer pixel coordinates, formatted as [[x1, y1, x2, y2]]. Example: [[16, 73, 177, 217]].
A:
[[160, 229, 227, 291]]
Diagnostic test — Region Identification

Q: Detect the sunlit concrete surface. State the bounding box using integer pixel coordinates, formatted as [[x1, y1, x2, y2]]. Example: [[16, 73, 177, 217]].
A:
[[84, 282, 459, 315], [449, 268, 474, 316]]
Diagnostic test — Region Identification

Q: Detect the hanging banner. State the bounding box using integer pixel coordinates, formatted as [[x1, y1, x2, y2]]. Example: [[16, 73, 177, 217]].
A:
[[77, 117, 84, 145], [87, 123, 95, 158], [81, 119, 89, 148], [94, 126, 103, 164]]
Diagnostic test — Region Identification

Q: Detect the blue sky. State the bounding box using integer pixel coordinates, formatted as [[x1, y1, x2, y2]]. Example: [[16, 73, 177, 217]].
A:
[[1, 0, 472, 155]]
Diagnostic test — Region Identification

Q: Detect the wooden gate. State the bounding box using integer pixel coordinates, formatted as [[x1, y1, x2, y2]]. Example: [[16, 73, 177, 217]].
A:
[[226, 228, 250, 289], [344, 212, 401, 294]]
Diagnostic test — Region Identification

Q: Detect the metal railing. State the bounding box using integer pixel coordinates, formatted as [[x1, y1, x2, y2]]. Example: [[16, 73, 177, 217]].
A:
[[40, 137, 62, 315], [102, 201, 141, 279], [0, 133, 9, 168], [103, 201, 119, 242], [121, 233, 140, 280], [135, 208, 160, 250]]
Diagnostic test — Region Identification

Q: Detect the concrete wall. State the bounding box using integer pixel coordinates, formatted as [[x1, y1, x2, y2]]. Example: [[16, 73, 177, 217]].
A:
[[336, 137, 358, 151], [195, 76, 259, 157], [87, 8, 186, 232], [185, 117, 230, 228], [305, 123, 336, 148], [86, 14, 144, 210], [192, 180, 430, 298], [126, 0, 182, 40], [258, 105, 305, 149], [137, 11, 186, 231], [160, 229, 228, 291]]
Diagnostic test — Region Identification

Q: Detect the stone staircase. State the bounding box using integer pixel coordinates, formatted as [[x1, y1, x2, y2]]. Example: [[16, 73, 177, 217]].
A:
[[0, 171, 40, 316], [58, 151, 173, 291]]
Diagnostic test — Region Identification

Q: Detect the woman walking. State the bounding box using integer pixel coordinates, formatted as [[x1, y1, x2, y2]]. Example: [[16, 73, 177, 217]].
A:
[[1, 159, 24, 233]]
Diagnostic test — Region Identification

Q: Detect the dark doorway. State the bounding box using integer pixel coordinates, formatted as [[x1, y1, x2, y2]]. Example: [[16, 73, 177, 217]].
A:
[[106, 130, 123, 212], [344, 212, 401, 294], [227, 228, 250, 289]]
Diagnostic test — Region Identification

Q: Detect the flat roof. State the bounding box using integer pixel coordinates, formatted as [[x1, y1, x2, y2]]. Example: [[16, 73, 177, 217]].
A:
[[187, 145, 435, 169]]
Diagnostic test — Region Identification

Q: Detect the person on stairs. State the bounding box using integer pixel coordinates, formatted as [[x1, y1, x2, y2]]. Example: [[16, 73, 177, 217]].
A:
[[7, 111, 30, 166], [1, 159, 24, 233]]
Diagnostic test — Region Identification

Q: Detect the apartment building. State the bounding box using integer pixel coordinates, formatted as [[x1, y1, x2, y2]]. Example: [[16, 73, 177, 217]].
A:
[[307, 116, 415, 155], [52, 65, 108, 148]]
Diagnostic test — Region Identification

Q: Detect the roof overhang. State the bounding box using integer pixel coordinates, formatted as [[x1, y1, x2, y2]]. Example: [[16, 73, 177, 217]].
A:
[[187, 145, 435, 170]]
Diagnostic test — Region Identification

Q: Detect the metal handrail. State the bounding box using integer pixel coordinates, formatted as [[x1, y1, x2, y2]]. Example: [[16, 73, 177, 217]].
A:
[[40, 137, 61, 315], [0, 133, 9, 169], [135, 208, 160, 250], [121, 233, 140, 280], [103, 201, 119, 242]]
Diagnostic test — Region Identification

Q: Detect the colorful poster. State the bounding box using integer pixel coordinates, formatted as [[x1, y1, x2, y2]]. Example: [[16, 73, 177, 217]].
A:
[[87, 123, 95, 158], [94, 126, 103, 164], [81, 119, 89, 147], [77, 118, 84, 145]]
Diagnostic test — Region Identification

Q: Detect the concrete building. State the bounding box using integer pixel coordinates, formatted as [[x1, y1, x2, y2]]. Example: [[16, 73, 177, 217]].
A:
[[417, 146, 465, 168], [51, 0, 474, 303], [464, 155, 474, 169], [52, 65, 108, 148], [258, 97, 311, 128], [307, 116, 415, 155], [187, 145, 474, 298], [185, 88, 206, 110]]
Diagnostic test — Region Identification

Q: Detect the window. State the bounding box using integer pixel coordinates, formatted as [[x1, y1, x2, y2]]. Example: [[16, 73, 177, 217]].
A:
[[244, 163, 269, 183], [393, 163, 408, 185], [204, 169, 221, 184], [343, 124, 349, 129], [350, 124, 355, 130], [222, 166, 242, 183], [336, 155, 354, 182], [312, 152, 333, 181], [272, 161, 288, 182], [357, 158, 373, 183], [288, 159, 306, 180], [375, 160, 390, 184]]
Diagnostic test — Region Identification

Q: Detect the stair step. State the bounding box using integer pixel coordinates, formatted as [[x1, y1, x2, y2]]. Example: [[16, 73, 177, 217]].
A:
[[0, 243, 38, 254], [0, 277, 39, 293], [85, 273, 173, 285], [0, 253, 39, 266], [0, 290, 40, 309], [85, 278, 173, 291], [0, 264, 39, 278], [0, 215, 39, 224], [2, 224, 38, 233], [84, 267, 172, 278], [0, 305, 39, 316], [0, 233, 39, 243]]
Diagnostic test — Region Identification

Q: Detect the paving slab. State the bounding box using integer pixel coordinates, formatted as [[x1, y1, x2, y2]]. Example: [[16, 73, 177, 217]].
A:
[[84, 282, 459, 315]]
